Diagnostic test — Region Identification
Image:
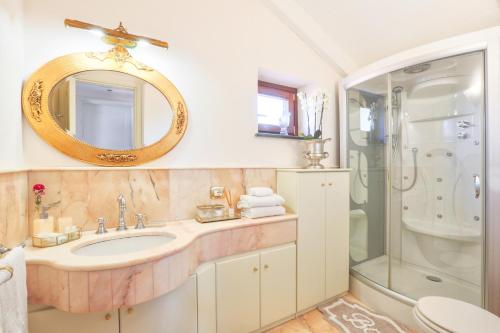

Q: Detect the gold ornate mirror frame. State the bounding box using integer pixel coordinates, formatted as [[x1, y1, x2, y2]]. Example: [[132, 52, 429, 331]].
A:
[[21, 45, 188, 166]]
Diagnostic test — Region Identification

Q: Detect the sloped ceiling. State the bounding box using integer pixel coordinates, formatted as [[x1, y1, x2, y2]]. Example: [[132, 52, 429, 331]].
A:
[[294, 0, 500, 67]]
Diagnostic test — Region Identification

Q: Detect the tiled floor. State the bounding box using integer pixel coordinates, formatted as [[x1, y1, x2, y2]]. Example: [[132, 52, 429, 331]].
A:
[[266, 294, 416, 333], [266, 309, 341, 333], [266, 294, 362, 333]]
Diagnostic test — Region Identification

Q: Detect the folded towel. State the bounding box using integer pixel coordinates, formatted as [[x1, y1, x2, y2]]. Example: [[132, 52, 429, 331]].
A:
[[241, 206, 286, 219], [246, 187, 274, 197], [237, 194, 285, 209], [0, 247, 27, 333]]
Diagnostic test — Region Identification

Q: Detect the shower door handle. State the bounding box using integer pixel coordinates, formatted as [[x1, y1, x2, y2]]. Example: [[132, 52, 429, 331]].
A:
[[473, 174, 480, 199]]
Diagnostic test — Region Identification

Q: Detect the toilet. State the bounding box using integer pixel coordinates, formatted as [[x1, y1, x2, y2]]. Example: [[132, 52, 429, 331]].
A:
[[413, 296, 500, 333]]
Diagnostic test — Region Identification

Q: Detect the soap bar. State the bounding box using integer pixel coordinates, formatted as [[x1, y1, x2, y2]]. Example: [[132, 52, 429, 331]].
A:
[[32, 216, 54, 235], [57, 217, 73, 233]]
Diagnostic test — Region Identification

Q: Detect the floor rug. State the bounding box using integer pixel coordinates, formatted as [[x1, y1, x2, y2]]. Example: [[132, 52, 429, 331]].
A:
[[319, 298, 411, 333]]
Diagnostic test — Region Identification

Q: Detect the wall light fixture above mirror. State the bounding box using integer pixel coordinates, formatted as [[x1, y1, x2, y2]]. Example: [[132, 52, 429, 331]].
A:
[[21, 20, 187, 166]]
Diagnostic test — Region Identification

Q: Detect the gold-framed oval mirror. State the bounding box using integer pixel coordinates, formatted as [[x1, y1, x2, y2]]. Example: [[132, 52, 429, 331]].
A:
[[22, 46, 188, 166]]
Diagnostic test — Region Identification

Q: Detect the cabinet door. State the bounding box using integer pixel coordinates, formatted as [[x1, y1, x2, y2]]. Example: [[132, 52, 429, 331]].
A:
[[325, 172, 350, 298], [216, 253, 260, 333], [260, 244, 297, 327], [120, 275, 197, 333], [197, 262, 217, 333], [297, 172, 326, 311], [28, 308, 119, 333]]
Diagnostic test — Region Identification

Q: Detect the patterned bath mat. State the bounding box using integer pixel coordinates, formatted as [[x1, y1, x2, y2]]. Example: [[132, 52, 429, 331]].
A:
[[319, 298, 411, 333]]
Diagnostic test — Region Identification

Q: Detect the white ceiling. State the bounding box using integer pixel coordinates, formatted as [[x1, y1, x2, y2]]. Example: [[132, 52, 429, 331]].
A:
[[294, 0, 500, 67]]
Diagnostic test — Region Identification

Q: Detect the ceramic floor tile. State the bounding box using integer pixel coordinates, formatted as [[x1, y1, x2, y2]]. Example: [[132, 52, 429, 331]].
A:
[[265, 295, 375, 333]]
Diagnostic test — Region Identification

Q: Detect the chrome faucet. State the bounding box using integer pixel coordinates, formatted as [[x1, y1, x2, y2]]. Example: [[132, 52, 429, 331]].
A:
[[117, 194, 128, 231]]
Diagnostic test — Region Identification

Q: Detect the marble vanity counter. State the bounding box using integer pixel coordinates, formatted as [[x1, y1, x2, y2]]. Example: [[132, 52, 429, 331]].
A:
[[26, 214, 297, 313]]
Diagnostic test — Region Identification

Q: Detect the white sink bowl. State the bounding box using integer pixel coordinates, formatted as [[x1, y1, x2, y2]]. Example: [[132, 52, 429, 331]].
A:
[[73, 234, 176, 256]]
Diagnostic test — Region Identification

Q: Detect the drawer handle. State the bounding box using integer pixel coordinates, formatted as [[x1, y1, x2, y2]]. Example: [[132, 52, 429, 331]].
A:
[[253, 267, 258, 272], [105, 313, 112, 320]]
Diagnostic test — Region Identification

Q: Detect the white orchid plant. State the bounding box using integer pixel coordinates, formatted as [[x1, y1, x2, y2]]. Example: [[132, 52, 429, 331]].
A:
[[297, 91, 329, 139]]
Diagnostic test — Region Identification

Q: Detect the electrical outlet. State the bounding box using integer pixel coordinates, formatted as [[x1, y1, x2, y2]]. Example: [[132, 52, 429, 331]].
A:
[[210, 186, 225, 199]]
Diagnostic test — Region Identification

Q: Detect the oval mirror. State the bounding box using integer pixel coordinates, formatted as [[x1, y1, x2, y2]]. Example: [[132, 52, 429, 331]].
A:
[[22, 49, 188, 166], [49, 70, 173, 150]]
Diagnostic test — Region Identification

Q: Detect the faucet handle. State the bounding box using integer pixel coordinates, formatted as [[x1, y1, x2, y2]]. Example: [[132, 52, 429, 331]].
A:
[[96, 217, 108, 234], [117, 194, 126, 206], [135, 213, 146, 229]]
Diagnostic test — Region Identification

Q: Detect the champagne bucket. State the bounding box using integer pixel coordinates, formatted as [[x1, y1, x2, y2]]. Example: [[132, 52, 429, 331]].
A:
[[304, 138, 331, 169]]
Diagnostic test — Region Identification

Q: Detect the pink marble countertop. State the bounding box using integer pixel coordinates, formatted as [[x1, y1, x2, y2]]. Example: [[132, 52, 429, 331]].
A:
[[25, 214, 297, 271], [26, 214, 298, 313]]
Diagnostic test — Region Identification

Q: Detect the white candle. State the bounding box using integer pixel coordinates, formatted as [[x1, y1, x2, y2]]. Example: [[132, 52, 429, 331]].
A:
[[32, 216, 54, 236]]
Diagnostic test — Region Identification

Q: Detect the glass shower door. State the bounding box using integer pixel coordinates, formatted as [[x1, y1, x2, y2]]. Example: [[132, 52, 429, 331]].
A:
[[347, 74, 390, 288]]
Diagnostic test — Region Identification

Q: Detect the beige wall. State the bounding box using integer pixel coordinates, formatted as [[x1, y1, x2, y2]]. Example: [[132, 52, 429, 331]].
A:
[[0, 0, 24, 170], [27, 168, 276, 233], [21, 0, 342, 169], [0, 172, 27, 247]]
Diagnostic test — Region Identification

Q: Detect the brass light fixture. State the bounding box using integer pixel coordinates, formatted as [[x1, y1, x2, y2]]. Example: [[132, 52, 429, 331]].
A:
[[64, 19, 169, 49]]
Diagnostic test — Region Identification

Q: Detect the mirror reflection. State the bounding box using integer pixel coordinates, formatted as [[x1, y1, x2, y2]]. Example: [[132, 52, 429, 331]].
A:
[[49, 70, 173, 150]]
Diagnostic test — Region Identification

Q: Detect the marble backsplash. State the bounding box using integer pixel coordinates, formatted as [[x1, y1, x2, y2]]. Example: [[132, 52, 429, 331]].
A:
[[27, 168, 276, 233], [0, 171, 28, 247]]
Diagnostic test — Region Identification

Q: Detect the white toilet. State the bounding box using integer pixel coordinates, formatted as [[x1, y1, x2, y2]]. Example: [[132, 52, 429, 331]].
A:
[[413, 296, 500, 333]]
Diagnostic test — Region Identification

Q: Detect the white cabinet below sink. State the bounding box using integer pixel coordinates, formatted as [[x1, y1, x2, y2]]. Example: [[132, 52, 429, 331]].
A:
[[121, 275, 197, 333], [209, 243, 297, 333], [29, 308, 119, 333]]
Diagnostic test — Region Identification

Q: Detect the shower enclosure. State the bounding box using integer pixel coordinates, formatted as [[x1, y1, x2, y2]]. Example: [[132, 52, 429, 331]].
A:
[[345, 51, 485, 306]]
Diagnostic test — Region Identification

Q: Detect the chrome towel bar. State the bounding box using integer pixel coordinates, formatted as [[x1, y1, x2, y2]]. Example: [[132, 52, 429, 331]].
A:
[[0, 242, 25, 285], [0, 265, 14, 285]]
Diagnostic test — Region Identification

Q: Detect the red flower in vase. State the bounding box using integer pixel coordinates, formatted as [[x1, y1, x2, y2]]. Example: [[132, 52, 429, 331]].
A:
[[33, 183, 46, 193], [33, 184, 46, 212]]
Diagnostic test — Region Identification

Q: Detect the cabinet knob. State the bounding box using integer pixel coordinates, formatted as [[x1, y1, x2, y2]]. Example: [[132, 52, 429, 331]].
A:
[[105, 313, 112, 320], [264, 264, 269, 269], [253, 267, 258, 272], [328, 182, 333, 186], [127, 307, 134, 314], [321, 183, 325, 187]]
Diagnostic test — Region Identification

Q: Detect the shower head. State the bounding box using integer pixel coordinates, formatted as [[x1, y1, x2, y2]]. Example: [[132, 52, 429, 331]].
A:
[[403, 63, 431, 74]]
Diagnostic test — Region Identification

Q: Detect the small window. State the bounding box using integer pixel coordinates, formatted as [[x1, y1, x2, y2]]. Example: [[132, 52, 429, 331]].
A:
[[257, 81, 298, 136]]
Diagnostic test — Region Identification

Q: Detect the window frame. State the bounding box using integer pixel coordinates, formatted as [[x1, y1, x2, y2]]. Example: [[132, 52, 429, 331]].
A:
[[257, 81, 298, 136]]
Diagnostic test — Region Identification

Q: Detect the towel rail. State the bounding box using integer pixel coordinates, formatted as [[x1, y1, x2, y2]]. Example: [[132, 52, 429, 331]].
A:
[[0, 265, 13, 285], [0, 242, 24, 285], [0, 242, 25, 257]]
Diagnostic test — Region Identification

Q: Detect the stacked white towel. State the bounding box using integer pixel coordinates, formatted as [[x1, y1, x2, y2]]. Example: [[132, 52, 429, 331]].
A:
[[238, 187, 286, 218]]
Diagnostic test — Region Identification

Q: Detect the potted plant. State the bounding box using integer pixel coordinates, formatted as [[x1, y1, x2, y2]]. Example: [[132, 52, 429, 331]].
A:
[[298, 91, 331, 168]]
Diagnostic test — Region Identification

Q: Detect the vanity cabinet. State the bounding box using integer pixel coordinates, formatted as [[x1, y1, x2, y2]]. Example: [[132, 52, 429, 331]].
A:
[[28, 308, 119, 333], [28, 276, 197, 333], [216, 253, 261, 333], [277, 169, 350, 311], [121, 275, 197, 333], [199, 243, 296, 333], [260, 244, 297, 327]]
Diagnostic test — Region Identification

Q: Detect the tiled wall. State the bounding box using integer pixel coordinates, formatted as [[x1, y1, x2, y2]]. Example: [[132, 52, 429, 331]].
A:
[[0, 171, 28, 247], [27, 168, 276, 233]]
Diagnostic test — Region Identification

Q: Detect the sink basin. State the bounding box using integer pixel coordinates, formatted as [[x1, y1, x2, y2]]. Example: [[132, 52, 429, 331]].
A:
[[73, 234, 176, 256]]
